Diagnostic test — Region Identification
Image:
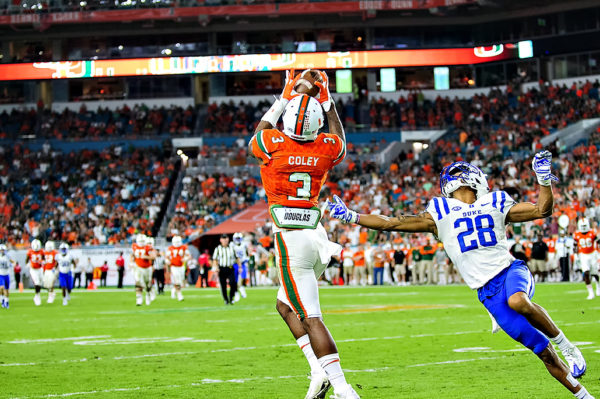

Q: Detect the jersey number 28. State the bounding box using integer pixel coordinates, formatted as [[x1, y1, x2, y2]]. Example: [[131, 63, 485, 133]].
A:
[[455, 215, 497, 253]]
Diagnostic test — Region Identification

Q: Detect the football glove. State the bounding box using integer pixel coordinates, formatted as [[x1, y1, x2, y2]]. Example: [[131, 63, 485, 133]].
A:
[[326, 194, 359, 224], [532, 150, 558, 186], [281, 69, 300, 106], [314, 70, 333, 112]]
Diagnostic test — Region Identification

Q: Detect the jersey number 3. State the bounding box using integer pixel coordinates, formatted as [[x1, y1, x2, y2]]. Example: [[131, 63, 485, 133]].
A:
[[288, 172, 311, 201], [455, 215, 497, 253]]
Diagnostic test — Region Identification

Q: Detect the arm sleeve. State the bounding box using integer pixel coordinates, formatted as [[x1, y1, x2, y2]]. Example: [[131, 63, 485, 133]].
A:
[[490, 191, 516, 216], [332, 137, 346, 166], [249, 130, 273, 164]]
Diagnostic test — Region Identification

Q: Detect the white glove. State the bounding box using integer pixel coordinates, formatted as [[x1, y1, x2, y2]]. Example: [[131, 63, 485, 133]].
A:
[[326, 195, 359, 224], [532, 150, 558, 186]]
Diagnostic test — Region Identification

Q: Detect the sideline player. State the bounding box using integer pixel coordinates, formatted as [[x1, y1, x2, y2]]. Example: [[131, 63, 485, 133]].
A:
[[27, 239, 44, 305], [249, 70, 358, 399], [131, 234, 153, 306], [0, 244, 15, 309], [573, 218, 599, 299], [56, 243, 76, 306], [166, 235, 190, 301], [43, 241, 58, 304], [232, 232, 249, 301], [327, 152, 593, 399]]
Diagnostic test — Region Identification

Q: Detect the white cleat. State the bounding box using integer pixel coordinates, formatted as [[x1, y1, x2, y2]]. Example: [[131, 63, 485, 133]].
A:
[[136, 296, 143, 306], [596, 285, 600, 296], [47, 292, 55, 304], [171, 287, 176, 299], [62, 298, 68, 306], [233, 292, 240, 303], [150, 290, 156, 302], [240, 286, 247, 299], [586, 293, 595, 300], [34, 294, 41, 306], [177, 292, 184, 302], [329, 384, 360, 399], [304, 371, 330, 399], [563, 345, 587, 378], [145, 293, 151, 306]]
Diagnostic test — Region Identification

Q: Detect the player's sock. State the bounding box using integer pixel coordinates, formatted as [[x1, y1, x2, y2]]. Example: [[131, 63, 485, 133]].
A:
[[551, 330, 574, 353], [318, 353, 348, 393], [574, 386, 594, 399], [296, 335, 324, 374], [585, 284, 594, 298]]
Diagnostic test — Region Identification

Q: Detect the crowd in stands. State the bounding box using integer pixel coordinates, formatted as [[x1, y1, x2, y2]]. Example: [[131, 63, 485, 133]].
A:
[[0, 143, 177, 247], [0, 103, 196, 139]]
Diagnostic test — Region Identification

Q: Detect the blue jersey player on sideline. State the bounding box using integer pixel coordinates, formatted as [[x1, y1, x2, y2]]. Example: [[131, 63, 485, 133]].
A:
[[232, 233, 249, 302], [56, 243, 76, 306], [327, 151, 594, 399], [0, 244, 15, 309]]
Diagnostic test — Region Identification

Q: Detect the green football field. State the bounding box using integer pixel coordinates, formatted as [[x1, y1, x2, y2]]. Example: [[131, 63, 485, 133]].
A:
[[1, 284, 598, 399]]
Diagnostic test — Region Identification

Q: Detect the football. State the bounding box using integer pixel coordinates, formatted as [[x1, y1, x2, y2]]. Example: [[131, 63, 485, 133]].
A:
[[294, 69, 323, 97]]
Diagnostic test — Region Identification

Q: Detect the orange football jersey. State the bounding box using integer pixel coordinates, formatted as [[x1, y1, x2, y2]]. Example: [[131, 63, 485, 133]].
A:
[[132, 243, 151, 268], [43, 250, 57, 270], [544, 237, 556, 253], [250, 129, 345, 208], [28, 249, 44, 269], [167, 245, 189, 267], [574, 231, 596, 254]]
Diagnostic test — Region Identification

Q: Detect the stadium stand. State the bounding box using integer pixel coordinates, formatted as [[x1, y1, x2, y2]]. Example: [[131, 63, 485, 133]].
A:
[[0, 144, 178, 247]]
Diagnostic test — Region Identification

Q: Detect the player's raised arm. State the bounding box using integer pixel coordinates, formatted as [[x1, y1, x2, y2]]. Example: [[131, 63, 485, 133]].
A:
[[314, 71, 345, 143], [506, 151, 557, 223], [326, 195, 437, 234]]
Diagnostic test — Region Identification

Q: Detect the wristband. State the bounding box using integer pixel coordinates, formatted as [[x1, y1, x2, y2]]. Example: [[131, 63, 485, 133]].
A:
[[260, 98, 285, 126], [536, 175, 552, 186]]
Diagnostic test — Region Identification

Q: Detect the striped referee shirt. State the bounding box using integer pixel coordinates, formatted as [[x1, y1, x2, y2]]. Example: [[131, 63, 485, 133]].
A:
[[213, 244, 235, 267]]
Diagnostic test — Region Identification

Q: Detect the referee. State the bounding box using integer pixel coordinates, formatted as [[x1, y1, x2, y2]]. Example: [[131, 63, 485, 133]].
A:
[[213, 234, 238, 305]]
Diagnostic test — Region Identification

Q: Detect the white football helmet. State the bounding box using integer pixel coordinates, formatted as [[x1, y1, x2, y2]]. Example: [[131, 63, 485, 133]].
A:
[[172, 235, 182, 247], [44, 241, 55, 251], [233, 232, 243, 244], [0, 244, 6, 253], [31, 239, 42, 251], [282, 94, 324, 142], [577, 218, 591, 233], [59, 243, 69, 254], [135, 234, 146, 246], [147, 237, 155, 247], [440, 161, 489, 199]]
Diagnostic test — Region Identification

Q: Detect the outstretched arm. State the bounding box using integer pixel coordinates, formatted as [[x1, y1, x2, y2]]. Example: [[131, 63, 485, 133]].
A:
[[507, 151, 557, 223], [327, 195, 437, 235], [315, 71, 345, 143]]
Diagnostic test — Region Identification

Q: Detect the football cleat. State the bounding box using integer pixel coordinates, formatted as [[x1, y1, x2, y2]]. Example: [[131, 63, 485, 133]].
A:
[[233, 292, 240, 303], [586, 293, 595, 300], [145, 293, 151, 306], [596, 284, 600, 296], [136, 296, 143, 306], [240, 286, 247, 299], [47, 292, 55, 304], [329, 384, 360, 399], [62, 298, 68, 306], [171, 287, 176, 299], [563, 346, 587, 378], [34, 294, 41, 306], [149, 289, 156, 302], [304, 371, 331, 399], [177, 292, 184, 302]]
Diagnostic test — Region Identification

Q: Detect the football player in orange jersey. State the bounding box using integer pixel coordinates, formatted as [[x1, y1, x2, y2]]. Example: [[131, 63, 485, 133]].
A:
[[249, 70, 358, 399], [573, 218, 600, 299], [131, 234, 154, 306], [26, 239, 45, 306], [166, 235, 190, 302], [42, 241, 58, 304]]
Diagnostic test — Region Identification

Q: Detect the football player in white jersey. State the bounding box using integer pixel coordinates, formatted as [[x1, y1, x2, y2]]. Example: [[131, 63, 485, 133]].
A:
[[327, 151, 593, 399], [56, 243, 76, 306], [0, 244, 15, 309], [232, 232, 249, 301]]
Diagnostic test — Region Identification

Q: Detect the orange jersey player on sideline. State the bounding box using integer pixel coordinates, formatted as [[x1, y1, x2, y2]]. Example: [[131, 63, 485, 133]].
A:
[[573, 218, 600, 300], [166, 235, 189, 301], [248, 69, 359, 399]]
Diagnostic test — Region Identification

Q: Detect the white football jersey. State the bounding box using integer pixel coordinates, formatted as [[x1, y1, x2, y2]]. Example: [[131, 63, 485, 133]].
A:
[[56, 253, 74, 274], [233, 242, 249, 262], [426, 191, 516, 289], [0, 255, 12, 275]]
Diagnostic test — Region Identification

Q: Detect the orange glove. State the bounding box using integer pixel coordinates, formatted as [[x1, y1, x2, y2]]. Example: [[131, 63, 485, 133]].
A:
[[314, 70, 333, 112], [281, 69, 300, 105]]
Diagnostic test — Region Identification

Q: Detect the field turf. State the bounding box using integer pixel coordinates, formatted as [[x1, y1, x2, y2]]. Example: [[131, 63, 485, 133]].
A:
[[0, 284, 598, 398]]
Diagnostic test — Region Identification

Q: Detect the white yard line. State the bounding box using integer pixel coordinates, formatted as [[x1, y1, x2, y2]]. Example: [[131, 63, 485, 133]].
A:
[[7, 335, 111, 344], [406, 356, 509, 368]]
